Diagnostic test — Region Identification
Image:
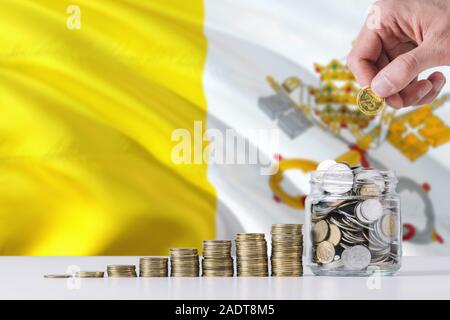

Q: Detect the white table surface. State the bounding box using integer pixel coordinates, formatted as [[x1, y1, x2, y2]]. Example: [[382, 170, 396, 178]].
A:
[[0, 256, 449, 300]]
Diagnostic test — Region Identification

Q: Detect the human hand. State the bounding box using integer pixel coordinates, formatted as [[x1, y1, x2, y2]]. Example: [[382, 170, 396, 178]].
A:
[[347, 0, 450, 108]]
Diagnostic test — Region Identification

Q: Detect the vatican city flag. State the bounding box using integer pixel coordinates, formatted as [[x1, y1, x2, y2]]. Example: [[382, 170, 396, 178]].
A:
[[0, 0, 215, 255], [2, 0, 450, 256]]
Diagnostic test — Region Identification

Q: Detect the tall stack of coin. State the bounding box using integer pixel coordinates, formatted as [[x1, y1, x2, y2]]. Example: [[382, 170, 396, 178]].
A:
[[107, 265, 137, 277], [271, 224, 303, 276], [139, 257, 168, 277], [235, 233, 268, 277], [170, 248, 199, 277], [202, 240, 234, 277]]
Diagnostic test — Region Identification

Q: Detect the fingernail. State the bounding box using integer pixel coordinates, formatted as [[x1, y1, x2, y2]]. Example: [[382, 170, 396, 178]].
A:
[[372, 74, 394, 97]]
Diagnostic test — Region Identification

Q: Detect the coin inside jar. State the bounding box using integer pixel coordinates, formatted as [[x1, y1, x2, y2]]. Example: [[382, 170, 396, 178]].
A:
[[357, 184, 382, 197], [354, 169, 385, 193], [316, 159, 337, 171], [342, 245, 371, 270], [313, 220, 329, 243], [307, 164, 401, 275], [380, 213, 397, 237], [316, 241, 335, 264], [326, 224, 341, 246], [322, 163, 354, 194], [356, 199, 383, 223]]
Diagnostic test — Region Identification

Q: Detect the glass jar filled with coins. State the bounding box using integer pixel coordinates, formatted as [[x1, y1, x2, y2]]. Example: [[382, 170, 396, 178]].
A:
[[305, 160, 402, 276]]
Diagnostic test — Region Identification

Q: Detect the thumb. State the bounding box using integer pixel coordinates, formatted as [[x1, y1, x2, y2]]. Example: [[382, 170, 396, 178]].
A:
[[371, 44, 435, 97]]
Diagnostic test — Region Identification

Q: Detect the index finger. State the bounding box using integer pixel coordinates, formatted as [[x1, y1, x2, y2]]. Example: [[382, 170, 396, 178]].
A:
[[347, 27, 383, 87]]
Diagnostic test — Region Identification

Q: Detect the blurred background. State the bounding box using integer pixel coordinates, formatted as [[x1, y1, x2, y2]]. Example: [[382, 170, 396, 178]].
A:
[[0, 0, 449, 256]]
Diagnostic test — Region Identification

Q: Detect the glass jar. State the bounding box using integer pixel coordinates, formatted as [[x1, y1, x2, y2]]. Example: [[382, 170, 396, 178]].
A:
[[305, 164, 402, 276]]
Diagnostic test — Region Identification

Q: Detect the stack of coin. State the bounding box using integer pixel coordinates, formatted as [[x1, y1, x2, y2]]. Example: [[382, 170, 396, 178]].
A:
[[139, 257, 168, 277], [202, 240, 234, 277], [106, 265, 137, 277], [271, 224, 303, 276], [310, 163, 400, 271], [170, 248, 199, 277], [235, 233, 268, 277], [75, 271, 104, 278], [44, 274, 71, 279]]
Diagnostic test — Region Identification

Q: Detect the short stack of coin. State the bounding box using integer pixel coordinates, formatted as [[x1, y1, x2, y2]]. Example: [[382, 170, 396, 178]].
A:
[[202, 240, 234, 277], [170, 248, 199, 277], [139, 257, 168, 277], [235, 233, 268, 277], [107, 265, 137, 277], [271, 224, 303, 276], [75, 271, 104, 278]]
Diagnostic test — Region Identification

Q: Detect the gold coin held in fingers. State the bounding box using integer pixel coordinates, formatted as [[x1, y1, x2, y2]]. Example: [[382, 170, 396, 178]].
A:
[[357, 86, 385, 116]]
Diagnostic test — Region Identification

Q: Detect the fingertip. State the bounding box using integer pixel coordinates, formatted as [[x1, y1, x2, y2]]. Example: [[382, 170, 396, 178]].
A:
[[386, 94, 404, 108], [428, 71, 446, 91], [416, 74, 447, 106], [441, 76, 447, 90], [372, 47, 431, 98], [372, 73, 395, 98], [418, 95, 436, 106], [429, 71, 445, 80], [418, 81, 434, 99], [397, 80, 433, 107], [347, 29, 382, 88], [348, 57, 378, 87]]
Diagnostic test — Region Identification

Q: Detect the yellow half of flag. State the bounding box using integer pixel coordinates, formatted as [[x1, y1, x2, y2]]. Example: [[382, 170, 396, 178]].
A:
[[0, 0, 216, 255]]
